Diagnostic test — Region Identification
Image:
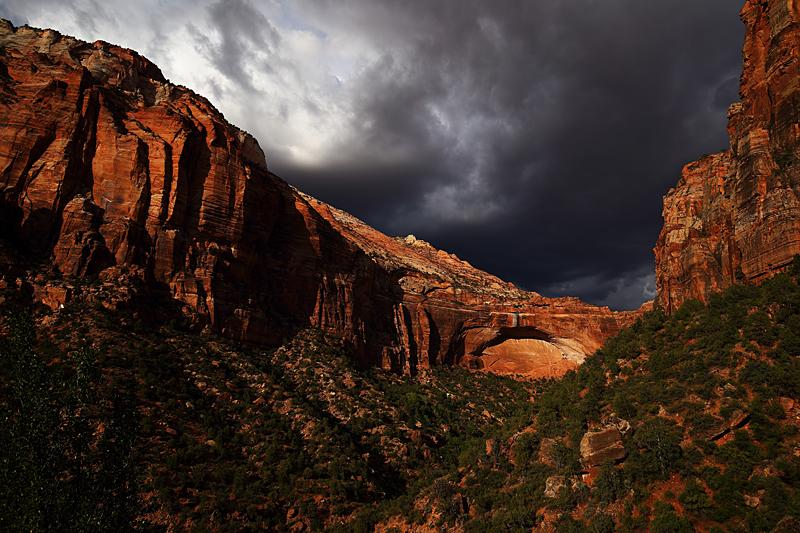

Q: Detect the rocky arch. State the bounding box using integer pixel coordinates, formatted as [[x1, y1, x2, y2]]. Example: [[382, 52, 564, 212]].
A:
[[462, 325, 588, 378]]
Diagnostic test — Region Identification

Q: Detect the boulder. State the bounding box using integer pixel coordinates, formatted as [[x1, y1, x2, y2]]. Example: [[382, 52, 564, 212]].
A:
[[544, 476, 567, 498], [539, 438, 558, 467], [544, 475, 582, 498], [601, 415, 631, 435], [698, 417, 730, 442], [729, 409, 750, 428], [699, 410, 750, 441], [580, 427, 626, 468], [744, 494, 761, 508]]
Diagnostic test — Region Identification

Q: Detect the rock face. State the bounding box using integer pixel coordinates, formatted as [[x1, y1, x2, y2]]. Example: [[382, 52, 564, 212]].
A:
[[697, 409, 751, 442], [0, 21, 637, 376], [543, 476, 582, 499], [579, 427, 626, 468], [655, 0, 800, 312]]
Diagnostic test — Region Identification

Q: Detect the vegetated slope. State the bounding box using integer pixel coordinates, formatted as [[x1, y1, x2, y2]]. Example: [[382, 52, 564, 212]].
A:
[[4, 254, 800, 533], [522, 257, 800, 533], [0, 261, 539, 532], [0, 20, 636, 378]]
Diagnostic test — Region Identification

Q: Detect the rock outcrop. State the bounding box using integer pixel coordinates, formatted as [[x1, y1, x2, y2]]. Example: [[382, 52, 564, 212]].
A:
[[697, 409, 750, 442], [579, 427, 626, 468], [543, 476, 582, 499], [655, 0, 800, 312], [0, 21, 637, 376]]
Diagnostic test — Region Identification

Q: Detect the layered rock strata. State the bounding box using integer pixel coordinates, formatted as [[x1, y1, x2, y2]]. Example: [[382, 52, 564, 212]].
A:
[[579, 427, 627, 468], [655, 0, 800, 312], [0, 21, 637, 376]]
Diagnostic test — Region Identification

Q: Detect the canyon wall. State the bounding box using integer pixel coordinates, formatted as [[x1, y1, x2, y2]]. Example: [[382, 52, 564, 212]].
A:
[[0, 21, 637, 376], [655, 0, 800, 313]]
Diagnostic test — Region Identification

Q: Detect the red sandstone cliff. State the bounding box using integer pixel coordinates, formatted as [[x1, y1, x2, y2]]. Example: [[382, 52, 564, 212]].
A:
[[655, 0, 800, 313], [0, 21, 636, 377]]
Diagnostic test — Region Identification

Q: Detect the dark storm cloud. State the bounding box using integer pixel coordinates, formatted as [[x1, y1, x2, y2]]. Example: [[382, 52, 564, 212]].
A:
[[271, 0, 744, 310], [5, 0, 745, 311], [190, 0, 282, 94]]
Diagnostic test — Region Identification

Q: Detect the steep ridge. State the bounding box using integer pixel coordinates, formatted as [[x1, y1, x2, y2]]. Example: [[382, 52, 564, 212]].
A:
[[655, 0, 800, 313], [0, 21, 638, 376]]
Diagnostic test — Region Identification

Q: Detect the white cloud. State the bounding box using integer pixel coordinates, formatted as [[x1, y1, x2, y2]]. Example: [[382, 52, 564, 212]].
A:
[[4, 0, 557, 228]]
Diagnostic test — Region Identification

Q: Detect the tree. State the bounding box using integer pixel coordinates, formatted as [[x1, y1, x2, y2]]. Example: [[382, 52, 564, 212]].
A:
[[678, 479, 714, 517], [593, 460, 628, 504], [649, 502, 694, 533], [630, 418, 684, 481], [0, 313, 141, 532]]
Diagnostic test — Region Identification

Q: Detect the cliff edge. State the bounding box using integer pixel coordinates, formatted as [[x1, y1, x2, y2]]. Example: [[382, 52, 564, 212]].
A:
[[0, 21, 637, 376], [655, 0, 800, 312]]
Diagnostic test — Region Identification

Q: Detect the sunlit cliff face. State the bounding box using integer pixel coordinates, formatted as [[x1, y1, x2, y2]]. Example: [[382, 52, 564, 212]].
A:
[[655, 0, 800, 313], [0, 20, 640, 379], [2, 0, 744, 310]]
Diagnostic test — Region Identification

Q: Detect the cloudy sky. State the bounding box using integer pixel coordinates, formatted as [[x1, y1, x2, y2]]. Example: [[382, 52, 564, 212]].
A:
[[2, 0, 745, 310]]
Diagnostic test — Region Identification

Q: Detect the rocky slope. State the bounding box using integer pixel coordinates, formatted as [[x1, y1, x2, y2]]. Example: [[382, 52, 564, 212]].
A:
[[655, 0, 800, 313], [8, 240, 800, 532], [0, 21, 637, 377]]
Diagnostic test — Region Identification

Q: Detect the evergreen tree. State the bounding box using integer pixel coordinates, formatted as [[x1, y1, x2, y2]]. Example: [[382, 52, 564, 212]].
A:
[[0, 313, 141, 532]]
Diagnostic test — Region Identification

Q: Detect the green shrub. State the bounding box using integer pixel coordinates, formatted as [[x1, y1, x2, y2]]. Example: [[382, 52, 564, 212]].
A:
[[649, 502, 694, 533], [678, 479, 714, 517]]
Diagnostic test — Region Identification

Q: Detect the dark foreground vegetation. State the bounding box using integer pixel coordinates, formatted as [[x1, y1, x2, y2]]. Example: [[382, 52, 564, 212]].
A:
[[3, 258, 800, 532]]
